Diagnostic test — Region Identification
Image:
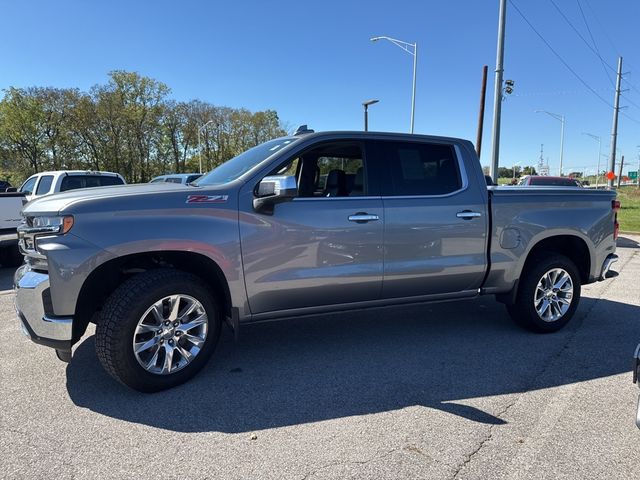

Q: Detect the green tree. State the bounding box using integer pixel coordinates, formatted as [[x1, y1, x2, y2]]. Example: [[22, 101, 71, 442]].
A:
[[0, 87, 48, 176], [0, 71, 289, 183]]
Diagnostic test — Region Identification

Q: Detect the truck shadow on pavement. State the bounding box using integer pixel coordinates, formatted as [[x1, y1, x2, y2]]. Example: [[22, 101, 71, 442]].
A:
[[65, 294, 640, 433]]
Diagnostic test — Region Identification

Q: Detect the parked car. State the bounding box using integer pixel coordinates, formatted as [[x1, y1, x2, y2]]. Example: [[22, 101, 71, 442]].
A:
[[0, 191, 26, 266], [19, 170, 126, 202], [518, 175, 582, 187], [634, 344, 640, 428], [15, 128, 619, 392], [149, 173, 202, 185], [0, 180, 12, 192]]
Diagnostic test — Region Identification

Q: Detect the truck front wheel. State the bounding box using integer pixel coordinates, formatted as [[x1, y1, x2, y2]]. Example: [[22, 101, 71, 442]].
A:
[[95, 269, 222, 392], [507, 253, 581, 333]]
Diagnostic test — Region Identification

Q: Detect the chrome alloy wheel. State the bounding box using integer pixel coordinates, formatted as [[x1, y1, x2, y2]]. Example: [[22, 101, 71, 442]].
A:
[[132, 294, 208, 375], [534, 268, 574, 322]]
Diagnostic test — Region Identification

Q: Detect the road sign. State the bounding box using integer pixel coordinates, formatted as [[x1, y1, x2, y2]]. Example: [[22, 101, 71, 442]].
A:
[[629, 171, 638, 180]]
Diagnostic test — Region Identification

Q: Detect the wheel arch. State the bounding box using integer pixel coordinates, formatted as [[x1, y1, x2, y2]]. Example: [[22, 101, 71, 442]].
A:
[[72, 251, 232, 342], [497, 233, 591, 305]]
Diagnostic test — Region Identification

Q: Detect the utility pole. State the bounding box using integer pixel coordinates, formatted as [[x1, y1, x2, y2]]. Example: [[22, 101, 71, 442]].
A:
[[617, 155, 624, 188], [609, 56, 623, 188], [490, 0, 507, 183], [476, 65, 489, 158], [637, 146, 640, 189]]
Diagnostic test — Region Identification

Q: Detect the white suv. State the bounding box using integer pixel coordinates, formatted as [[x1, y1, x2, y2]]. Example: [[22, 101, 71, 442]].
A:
[[19, 170, 126, 202]]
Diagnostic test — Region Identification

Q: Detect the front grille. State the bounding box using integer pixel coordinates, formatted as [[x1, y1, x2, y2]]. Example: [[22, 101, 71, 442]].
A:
[[18, 216, 48, 271]]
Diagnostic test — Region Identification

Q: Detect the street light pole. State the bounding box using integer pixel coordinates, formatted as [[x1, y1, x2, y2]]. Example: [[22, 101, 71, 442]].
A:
[[582, 133, 601, 188], [198, 120, 215, 174], [536, 110, 565, 176], [410, 42, 417, 133], [371, 36, 418, 133], [362, 99, 379, 131]]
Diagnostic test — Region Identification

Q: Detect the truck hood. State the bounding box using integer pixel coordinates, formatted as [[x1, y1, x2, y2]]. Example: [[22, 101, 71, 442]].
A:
[[22, 183, 193, 214]]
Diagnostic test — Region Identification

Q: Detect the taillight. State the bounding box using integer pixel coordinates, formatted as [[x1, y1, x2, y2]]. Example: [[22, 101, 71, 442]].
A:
[[612, 199, 620, 240]]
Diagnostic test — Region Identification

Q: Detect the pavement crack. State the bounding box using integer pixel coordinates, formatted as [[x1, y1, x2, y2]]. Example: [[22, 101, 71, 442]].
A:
[[450, 397, 518, 479], [450, 248, 635, 480], [300, 447, 401, 480]]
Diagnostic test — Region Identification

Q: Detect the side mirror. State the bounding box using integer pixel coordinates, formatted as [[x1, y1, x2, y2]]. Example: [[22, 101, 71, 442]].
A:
[[253, 175, 297, 214]]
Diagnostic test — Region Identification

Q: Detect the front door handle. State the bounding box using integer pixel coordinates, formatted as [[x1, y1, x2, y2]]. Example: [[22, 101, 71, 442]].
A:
[[348, 213, 380, 223], [456, 210, 482, 220]]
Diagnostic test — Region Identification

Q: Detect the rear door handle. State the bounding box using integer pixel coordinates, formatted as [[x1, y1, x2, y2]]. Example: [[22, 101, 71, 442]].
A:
[[456, 211, 482, 220], [348, 213, 380, 223]]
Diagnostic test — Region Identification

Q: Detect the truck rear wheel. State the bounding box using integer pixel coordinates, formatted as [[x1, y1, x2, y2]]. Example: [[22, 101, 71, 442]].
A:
[[95, 269, 221, 392], [507, 253, 581, 333]]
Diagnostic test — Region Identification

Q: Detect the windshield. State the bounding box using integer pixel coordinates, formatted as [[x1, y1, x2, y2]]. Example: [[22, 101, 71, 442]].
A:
[[194, 137, 298, 186]]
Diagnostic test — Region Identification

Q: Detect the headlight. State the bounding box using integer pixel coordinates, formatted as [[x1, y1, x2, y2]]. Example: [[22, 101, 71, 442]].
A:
[[30, 215, 74, 234]]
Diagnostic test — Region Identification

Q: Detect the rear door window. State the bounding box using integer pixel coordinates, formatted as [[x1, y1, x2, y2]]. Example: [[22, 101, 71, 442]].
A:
[[379, 141, 462, 196]]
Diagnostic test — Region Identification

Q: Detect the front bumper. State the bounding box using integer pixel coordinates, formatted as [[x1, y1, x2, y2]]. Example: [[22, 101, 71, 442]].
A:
[[14, 264, 73, 351]]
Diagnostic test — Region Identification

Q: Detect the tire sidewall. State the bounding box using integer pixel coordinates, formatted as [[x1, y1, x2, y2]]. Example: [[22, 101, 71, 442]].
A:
[[106, 272, 221, 391], [515, 254, 581, 333]]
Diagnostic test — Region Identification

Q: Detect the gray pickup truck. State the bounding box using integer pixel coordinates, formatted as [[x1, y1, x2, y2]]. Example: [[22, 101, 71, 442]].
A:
[[15, 129, 620, 392]]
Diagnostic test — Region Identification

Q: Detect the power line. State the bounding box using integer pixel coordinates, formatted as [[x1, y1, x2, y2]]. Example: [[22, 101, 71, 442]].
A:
[[575, 0, 616, 87], [581, 0, 640, 96], [621, 111, 640, 125], [626, 79, 640, 97], [548, 0, 616, 74], [509, 0, 614, 109], [622, 94, 640, 112], [582, 0, 622, 55], [511, 1, 640, 126]]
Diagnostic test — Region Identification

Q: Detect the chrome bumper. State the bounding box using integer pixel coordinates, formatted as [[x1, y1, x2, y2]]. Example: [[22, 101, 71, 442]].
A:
[[599, 254, 618, 280], [14, 264, 73, 348]]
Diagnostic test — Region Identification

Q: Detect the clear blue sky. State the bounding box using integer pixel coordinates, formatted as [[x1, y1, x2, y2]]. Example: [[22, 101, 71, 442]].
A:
[[2, 0, 639, 176]]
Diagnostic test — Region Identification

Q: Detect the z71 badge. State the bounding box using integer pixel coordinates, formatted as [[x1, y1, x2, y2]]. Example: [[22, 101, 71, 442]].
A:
[[186, 194, 229, 204]]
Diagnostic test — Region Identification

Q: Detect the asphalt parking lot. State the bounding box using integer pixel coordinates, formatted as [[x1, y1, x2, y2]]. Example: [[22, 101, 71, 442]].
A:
[[1, 237, 639, 479]]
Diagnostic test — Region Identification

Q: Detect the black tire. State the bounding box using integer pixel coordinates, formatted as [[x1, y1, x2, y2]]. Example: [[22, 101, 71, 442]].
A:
[[506, 253, 581, 333], [0, 244, 24, 268], [95, 269, 222, 392]]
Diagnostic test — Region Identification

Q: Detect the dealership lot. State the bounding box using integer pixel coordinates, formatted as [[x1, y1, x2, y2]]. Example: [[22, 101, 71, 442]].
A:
[[1, 236, 639, 479]]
